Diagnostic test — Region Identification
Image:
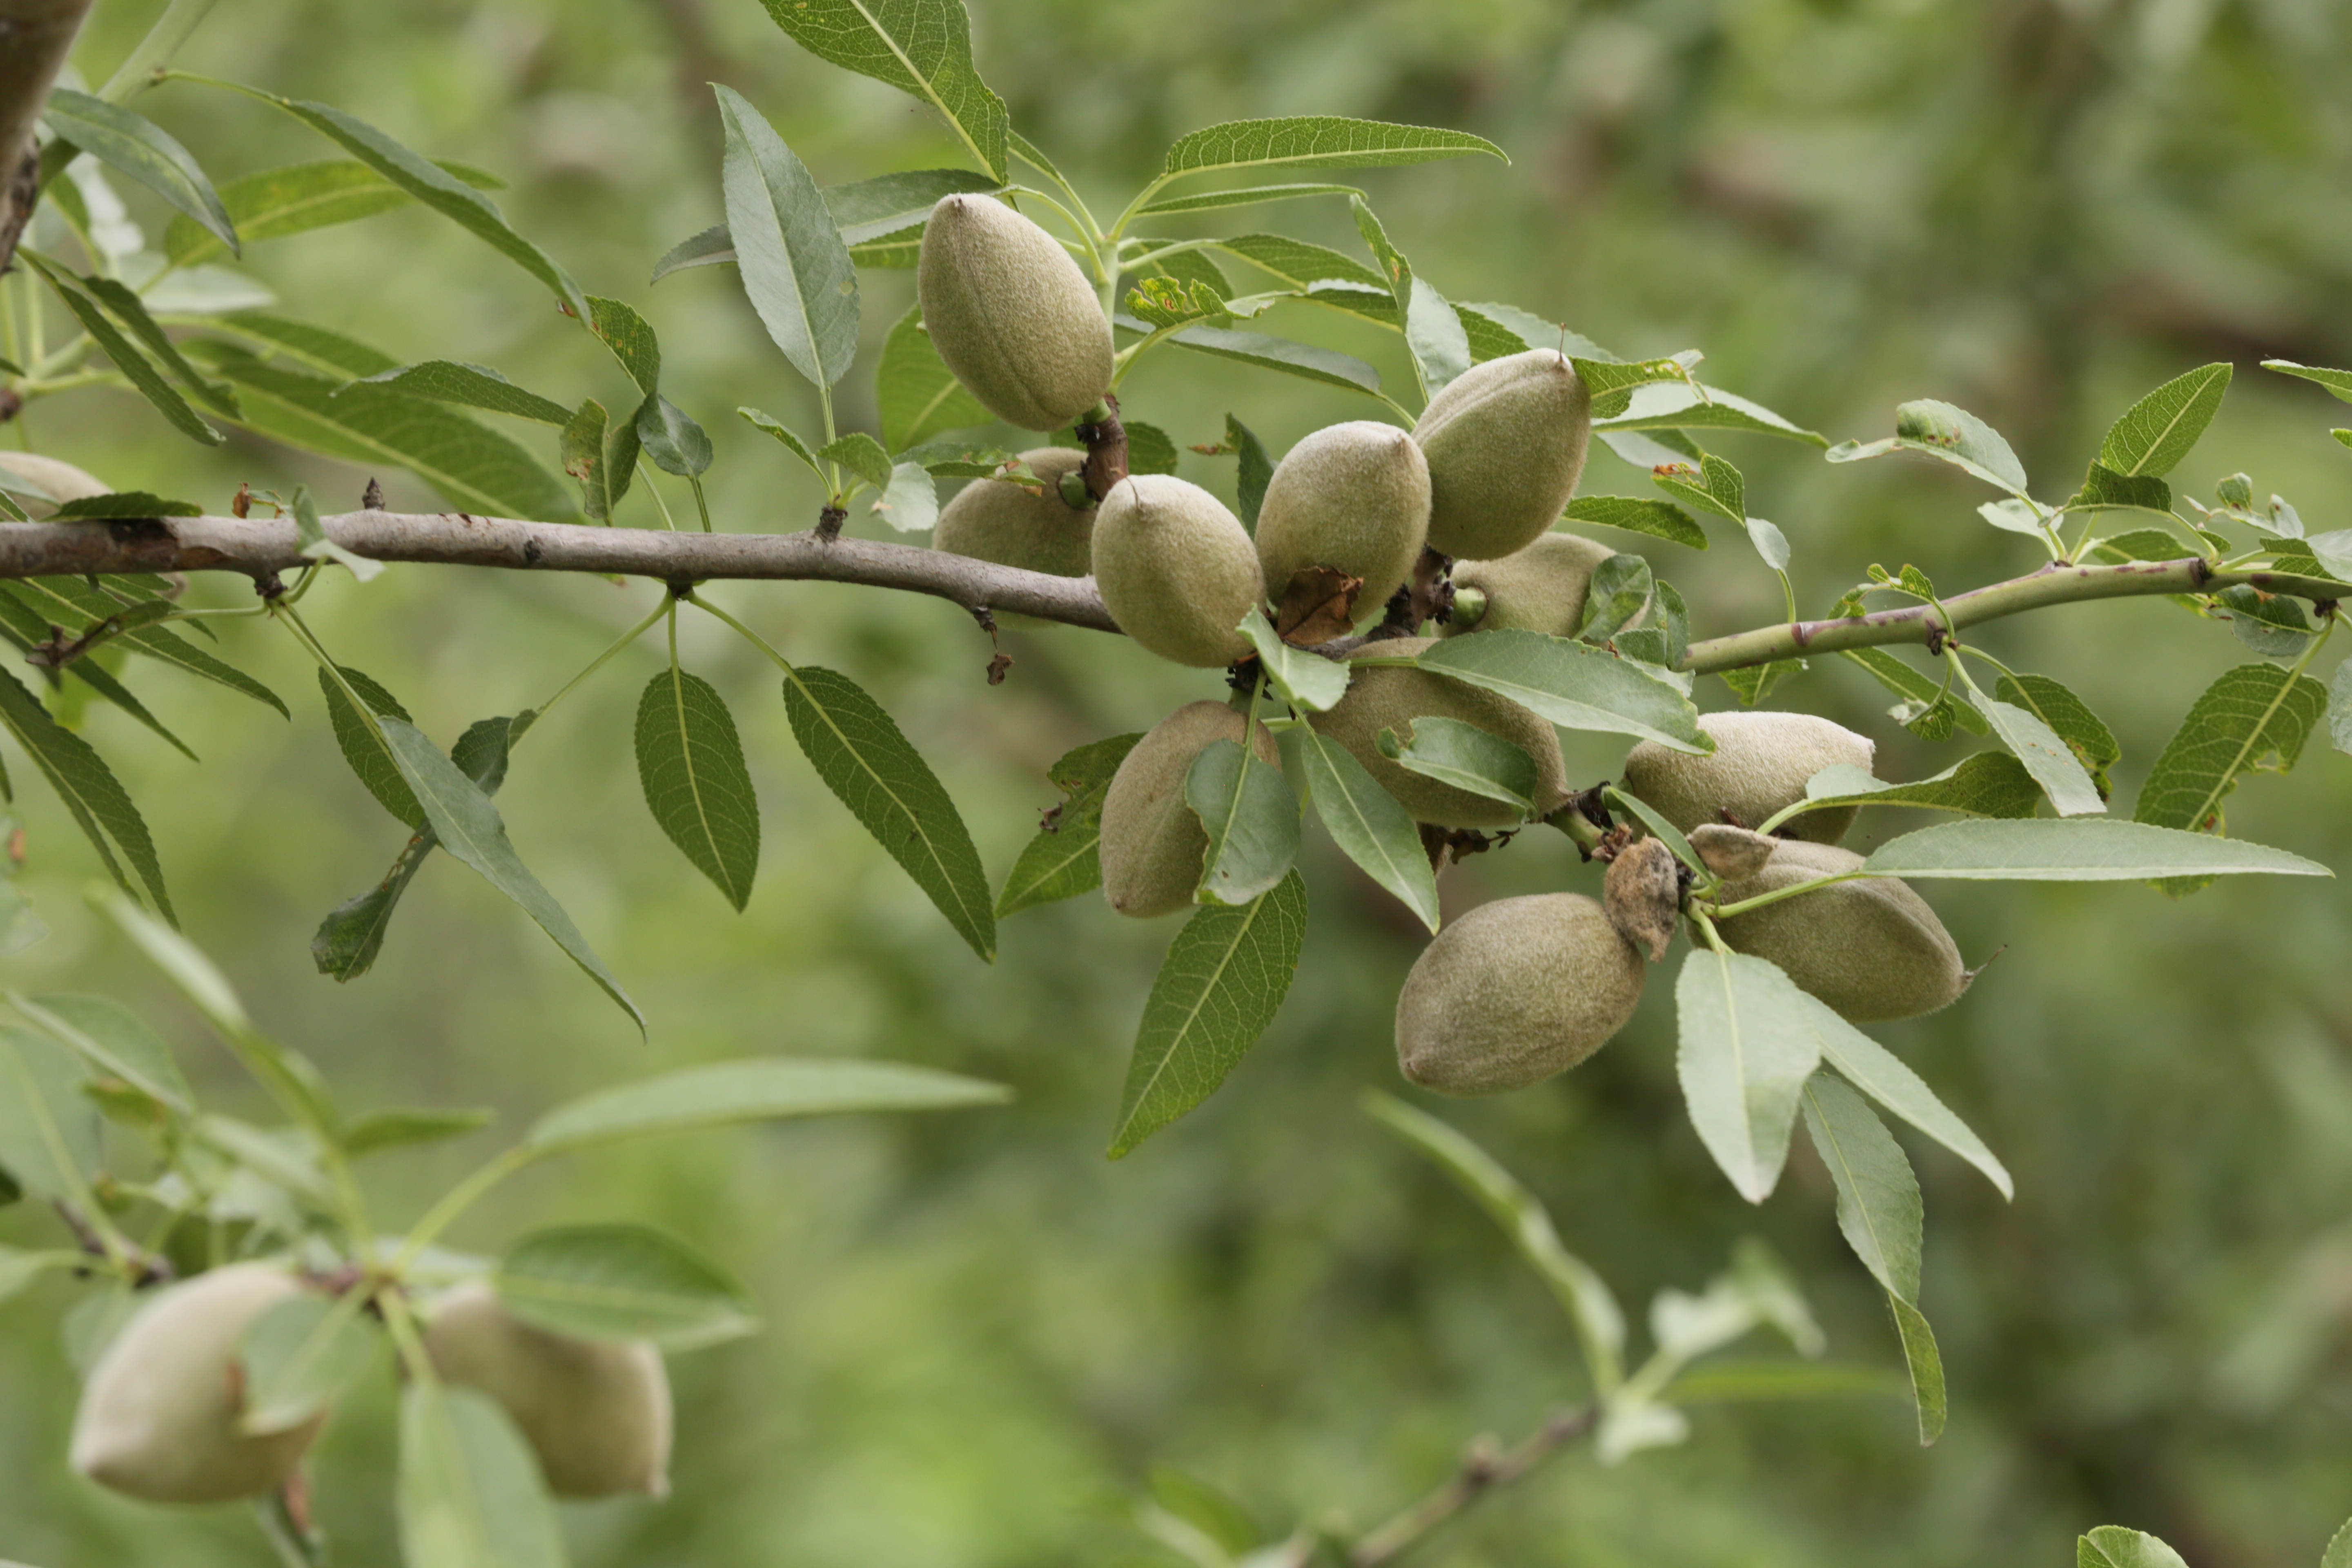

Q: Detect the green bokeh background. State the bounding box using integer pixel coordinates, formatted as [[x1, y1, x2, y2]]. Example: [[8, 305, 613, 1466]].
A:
[[5, 0, 2352, 1562]]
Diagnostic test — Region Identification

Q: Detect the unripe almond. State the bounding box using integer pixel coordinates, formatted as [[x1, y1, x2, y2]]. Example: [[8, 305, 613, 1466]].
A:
[[1714, 841, 1967, 1024], [1254, 421, 1431, 606], [1443, 532, 1619, 639], [1395, 893, 1646, 1095], [1308, 637, 1569, 829], [1686, 823, 1777, 882], [423, 1281, 672, 1499], [1411, 350, 1593, 560], [71, 1264, 325, 1504], [0, 452, 111, 506], [1099, 700, 1281, 918], [917, 195, 1114, 431], [1621, 711, 1875, 845], [1603, 835, 1682, 961], [934, 448, 1094, 628], [1091, 475, 1263, 668]]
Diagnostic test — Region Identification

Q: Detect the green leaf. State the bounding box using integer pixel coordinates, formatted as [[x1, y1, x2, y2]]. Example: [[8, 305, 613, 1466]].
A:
[[2133, 662, 2328, 893], [2061, 462, 2170, 520], [893, 439, 1019, 479], [62, 271, 241, 418], [1993, 673, 2119, 799], [1363, 1090, 1626, 1388], [584, 294, 662, 396], [376, 717, 644, 1031], [780, 665, 996, 961], [240, 1290, 379, 1434], [1225, 413, 1272, 530], [1564, 496, 1708, 550], [0, 668, 171, 918], [526, 1056, 1008, 1156], [2331, 660, 2352, 757], [1123, 420, 1180, 477], [1160, 117, 1506, 180], [650, 222, 735, 283], [561, 399, 619, 521], [1884, 1288, 1947, 1446], [825, 167, 1001, 243], [354, 361, 572, 425], [2214, 583, 2316, 659], [2099, 363, 2231, 478], [757, 0, 1008, 179], [995, 733, 1140, 919], [0, 574, 285, 718], [43, 89, 238, 256], [1577, 553, 1653, 644], [1572, 353, 1694, 419], [1601, 785, 1702, 873], [1661, 1359, 1907, 1404], [1777, 754, 2042, 826], [497, 1223, 755, 1349], [1185, 737, 1300, 908], [397, 1384, 568, 1568], [24, 254, 222, 446], [1206, 233, 1388, 292], [818, 432, 895, 492], [1161, 323, 1382, 398], [2262, 359, 2352, 405], [869, 461, 938, 531], [1650, 452, 1744, 525], [1828, 400, 2028, 495], [0, 1029, 100, 1203], [1235, 610, 1349, 712], [2324, 1514, 2352, 1568], [0, 1245, 79, 1303], [1862, 817, 2329, 881], [1806, 996, 2010, 1198], [878, 308, 987, 452], [2076, 1527, 2191, 1568], [635, 395, 714, 480], [11, 992, 192, 1116], [1138, 182, 1363, 215], [1802, 1074, 1922, 1301], [320, 666, 423, 827], [189, 340, 575, 521], [218, 92, 579, 318], [1674, 948, 1822, 1203], [1721, 658, 1805, 709], [342, 1106, 494, 1157], [1295, 730, 1438, 932], [635, 670, 761, 911], [713, 86, 862, 390], [1409, 629, 1709, 751], [162, 157, 503, 267], [1108, 871, 1306, 1159], [1593, 382, 1827, 446], [1839, 648, 1987, 737], [1977, 695, 2105, 816]]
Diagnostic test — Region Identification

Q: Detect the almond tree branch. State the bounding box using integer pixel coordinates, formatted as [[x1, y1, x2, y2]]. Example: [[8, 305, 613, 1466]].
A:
[[0, 0, 95, 273], [1347, 1403, 1599, 1566], [0, 514, 2337, 672]]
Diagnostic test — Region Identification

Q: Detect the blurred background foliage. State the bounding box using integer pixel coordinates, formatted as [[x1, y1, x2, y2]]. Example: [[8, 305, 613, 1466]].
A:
[[6, 0, 2352, 1562]]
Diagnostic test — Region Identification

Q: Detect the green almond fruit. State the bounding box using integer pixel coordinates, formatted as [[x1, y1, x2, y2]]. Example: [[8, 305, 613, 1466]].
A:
[[1411, 349, 1592, 561], [1100, 700, 1282, 918], [1310, 637, 1569, 828], [1254, 420, 1430, 606], [917, 195, 1114, 431], [1091, 475, 1264, 668], [71, 1264, 327, 1504], [1714, 840, 1967, 1024], [1621, 711, 1875, 844], [1395, 892, 1646, 1096], [0, 452, 112, 507], [1443, 531, 1620, 639], [934, 447, 1094, 626], [423, 1281, 673, 1499]]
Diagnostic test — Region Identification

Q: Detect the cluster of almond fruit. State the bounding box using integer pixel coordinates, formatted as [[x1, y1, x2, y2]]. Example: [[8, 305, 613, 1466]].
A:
[[914, 194, 1969, 1101]]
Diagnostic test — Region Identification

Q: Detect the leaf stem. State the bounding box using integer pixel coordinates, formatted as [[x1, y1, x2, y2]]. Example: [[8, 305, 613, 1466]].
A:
[[388, 1146, 532, 1274], [684, 591, 791, 673], [100, 0, 223, 102], [529, 597, 669, 723]]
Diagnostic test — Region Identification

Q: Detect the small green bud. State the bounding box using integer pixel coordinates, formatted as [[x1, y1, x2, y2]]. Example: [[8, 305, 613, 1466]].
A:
[[1099, 701, 1281, 918], [71, 1264, 326, 1504], [1090, 476, 1264, 668], [1395, 893, 1646, 1095], [917, 195, 1114, 431], [2216, 472, 2254, 509], [423, 1281, 673, 1500], [1621, 711, 1875, 845]]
